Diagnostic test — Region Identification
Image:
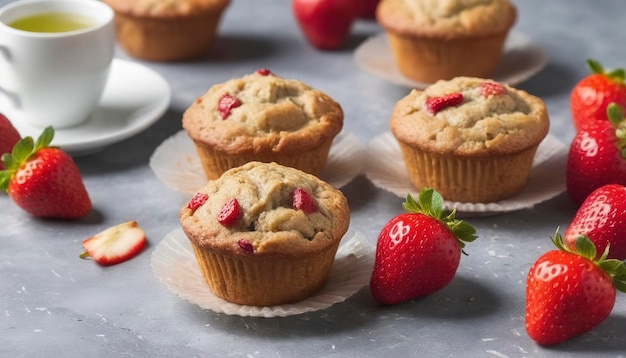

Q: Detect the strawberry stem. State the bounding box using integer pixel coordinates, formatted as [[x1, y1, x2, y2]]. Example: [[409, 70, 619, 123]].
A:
[[0, 126, 55, 192], [587, 59, 626, 83], [403, 188, 477, 252], [551, 229, 626, 293]]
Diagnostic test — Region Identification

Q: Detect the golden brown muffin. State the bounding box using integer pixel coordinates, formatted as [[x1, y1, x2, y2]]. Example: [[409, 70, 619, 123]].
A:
[[182, 69, 344, 180], [390, 76, 549, 203], [102, 0, 230, 61], [376, 0, 517, 83], [179, 161, 350, 306]]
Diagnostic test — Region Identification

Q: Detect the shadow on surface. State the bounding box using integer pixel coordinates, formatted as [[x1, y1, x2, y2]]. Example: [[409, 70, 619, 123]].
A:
[[374, 275, 502, 320], [186, 287, 377, 339], [209, 35, 280, 62], [185, 275, 500, 340], [340, 175, 385, 213], [546, 314, 626, 353], [75, 108, 184, 175], [518, 61, 576, 97]]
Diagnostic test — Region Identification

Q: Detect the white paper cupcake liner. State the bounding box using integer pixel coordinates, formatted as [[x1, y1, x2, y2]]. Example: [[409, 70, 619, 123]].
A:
[[149, 130, 364, 196], [151, 228, 375, 317], [354, 31, 547, 89], [364, 132, 568, 216]]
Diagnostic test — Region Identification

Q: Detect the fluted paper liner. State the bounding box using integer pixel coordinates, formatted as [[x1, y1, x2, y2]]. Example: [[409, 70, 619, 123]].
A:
[[365, 131, 567, 216], [192, 139, 333, 180], [149, 130, 364, 195], [151, 228, 375, 317], [397, 141, 538, 203], [354, 31, 547, 89], [189, 238, 340, 307]]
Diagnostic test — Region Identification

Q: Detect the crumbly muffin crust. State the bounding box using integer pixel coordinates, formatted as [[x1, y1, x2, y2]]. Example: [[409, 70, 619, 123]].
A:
[[182, 71, 343, 155], [102, 0, 230, 18], [377, 0, 516, 38], [179, 162, 350, 257], [390, 76, 549, 157]]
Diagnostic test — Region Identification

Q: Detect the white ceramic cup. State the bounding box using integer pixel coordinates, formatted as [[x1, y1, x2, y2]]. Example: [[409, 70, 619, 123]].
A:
[[0, 0, 114, 129]]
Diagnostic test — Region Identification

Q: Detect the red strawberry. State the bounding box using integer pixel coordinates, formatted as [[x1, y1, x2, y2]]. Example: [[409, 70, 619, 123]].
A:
[[217, 93, 241, 119], [566, 103, 626, 204], [369, 188, 477, 305], [80, 221, 147, 266], [237, 239, 254, 254], [187, 192, 208, 213], [217, 198, 242, 227], [0, 113, 21, 170], [570, 59, 626, 131], [479, 82, 507, 97], [424, 92, 464, 114], [0, 126, 91, 219], [256, 68, 272, 76], [292, 187, 318, 214], [564, 184, 626, 260], [525, 231, 626, 346]]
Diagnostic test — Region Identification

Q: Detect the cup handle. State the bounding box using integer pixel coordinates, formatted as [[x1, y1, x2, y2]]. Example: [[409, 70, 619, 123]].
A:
[[0, 44, 20, 107], [0, 44, 10, 61]]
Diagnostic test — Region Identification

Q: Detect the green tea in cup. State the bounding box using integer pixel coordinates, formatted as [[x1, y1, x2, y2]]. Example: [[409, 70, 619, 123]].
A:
[[8, 12, 95, 33], [0, 0, 114, 128]]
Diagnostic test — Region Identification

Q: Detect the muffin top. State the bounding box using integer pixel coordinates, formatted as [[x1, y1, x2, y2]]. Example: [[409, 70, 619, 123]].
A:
[[376, 0, 516, 38], [182, 69, 343, 154], [179, 162, 350, 257], [102, 0, 230, 18], [390, 76, 549, 156]]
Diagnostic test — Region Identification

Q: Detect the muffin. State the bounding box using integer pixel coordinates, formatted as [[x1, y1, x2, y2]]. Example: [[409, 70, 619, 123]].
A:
[[389, 76, 549, 203], [179, 161, 350, 306], [376, 0, 517, 83], [102, 0, 230, 62], [182, 69, 344, 180]]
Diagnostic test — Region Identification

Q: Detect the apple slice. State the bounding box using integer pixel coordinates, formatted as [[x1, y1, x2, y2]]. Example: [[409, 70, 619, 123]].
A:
[[80, 221, 147, 266]]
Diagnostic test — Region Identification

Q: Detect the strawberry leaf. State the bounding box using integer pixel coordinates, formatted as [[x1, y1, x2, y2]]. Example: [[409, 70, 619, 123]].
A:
[[574, 234, 597, 260], [587, 59, 626, 83], [587, 59, 604, 74], [1, 152, 16, 171], [403, 188, 443, 219], [606, 103, 626, 158], [447, 219, 478, 250], [0, 170, 10, 191], [35, 126, 54, 151], [403, 188, 477, 252], [11, 136, 34, 166], [0, 126, 56, 192], [607, 102, 624, 127], [607, 68, 626, 82], [552, 230, 626, 293]]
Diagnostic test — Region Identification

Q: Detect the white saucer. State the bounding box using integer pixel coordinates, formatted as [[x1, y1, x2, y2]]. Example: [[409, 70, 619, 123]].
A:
[[364, 132, 567, 216], [149, 130, 364, 195], [151, 228, 375, 318], [10, 59, 171, 156], [354, 31, 547, 89]]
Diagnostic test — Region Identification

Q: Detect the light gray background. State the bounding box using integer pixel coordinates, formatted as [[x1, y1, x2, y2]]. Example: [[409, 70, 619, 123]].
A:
[[2, 0, 626, 357]]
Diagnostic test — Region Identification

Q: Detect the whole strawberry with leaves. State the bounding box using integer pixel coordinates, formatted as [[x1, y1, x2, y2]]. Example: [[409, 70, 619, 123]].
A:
[[570, 59, 626, 131], [564, 184, 626, 260], [566, 102, 626, 204], [526, 231, 626, 346], [0, 126, 91, 219], [370, 188, 477, 305]]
